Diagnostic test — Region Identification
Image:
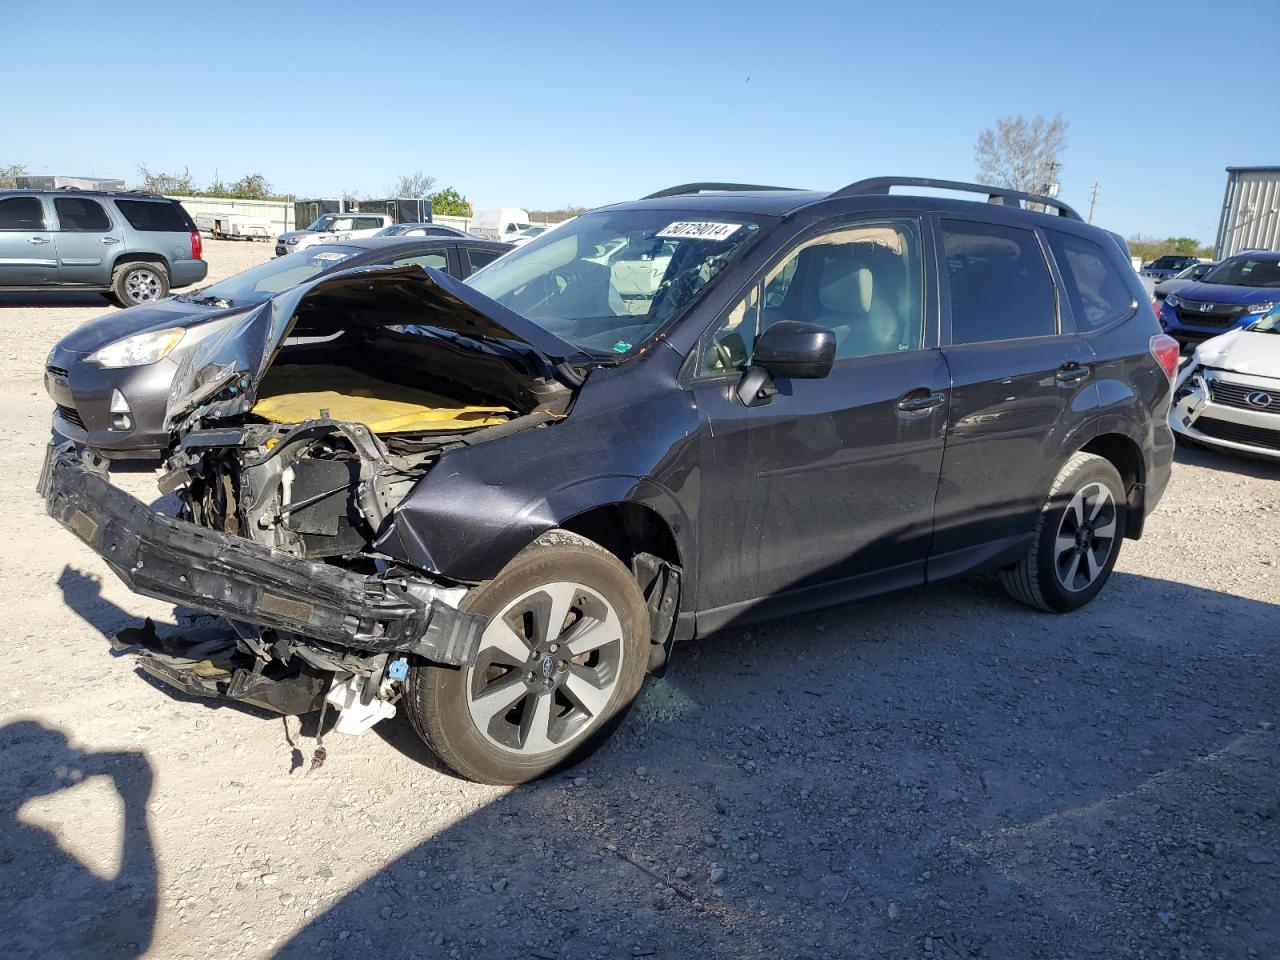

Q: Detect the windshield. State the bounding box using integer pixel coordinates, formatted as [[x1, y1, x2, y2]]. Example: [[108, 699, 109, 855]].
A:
[[1175, 263, 1212, 280], [1251, 305, 1280, 333], [1201, 256, 1280, 288], [185, 246, 364, 305], [305, 215, 337, 232], [466, 209, 764, 353]]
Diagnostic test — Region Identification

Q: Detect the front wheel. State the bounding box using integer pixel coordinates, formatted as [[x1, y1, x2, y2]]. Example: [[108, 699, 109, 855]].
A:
[[405, 531, 650, 784], [999, 452, 1127, 613]]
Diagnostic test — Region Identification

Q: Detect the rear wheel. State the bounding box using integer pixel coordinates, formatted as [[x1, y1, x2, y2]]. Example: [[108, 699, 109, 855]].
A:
[[110, 262, 169, 307], [999, 452, 1127, 613], [405, 531, 650, 784]]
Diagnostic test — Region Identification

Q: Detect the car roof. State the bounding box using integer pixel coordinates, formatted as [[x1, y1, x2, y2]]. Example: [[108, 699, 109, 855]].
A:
[[605, 190, 829, 216], [0, 188, 173, 201], [601, 177, 1088, 225], [332, 237, 509, 252]]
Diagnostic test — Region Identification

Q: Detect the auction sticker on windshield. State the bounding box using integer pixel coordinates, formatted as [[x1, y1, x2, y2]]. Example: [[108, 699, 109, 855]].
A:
[[656, 221, 743, 241], [312, 252, 353, 262]]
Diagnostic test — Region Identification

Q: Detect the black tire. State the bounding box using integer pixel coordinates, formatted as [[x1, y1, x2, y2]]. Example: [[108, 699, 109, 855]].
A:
[[405, 530, 650, 784], [109, 261, 170, 307], [999, 452, 1127, 613]]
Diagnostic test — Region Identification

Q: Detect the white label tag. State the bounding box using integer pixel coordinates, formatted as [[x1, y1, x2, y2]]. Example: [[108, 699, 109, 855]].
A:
[[656, 221, 742, 241], [311, 252, 352, 262]]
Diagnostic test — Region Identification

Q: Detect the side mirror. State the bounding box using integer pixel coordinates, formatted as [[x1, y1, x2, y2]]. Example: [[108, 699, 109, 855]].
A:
[[753, 320, 836, 379], [736, 320, 835, 406]]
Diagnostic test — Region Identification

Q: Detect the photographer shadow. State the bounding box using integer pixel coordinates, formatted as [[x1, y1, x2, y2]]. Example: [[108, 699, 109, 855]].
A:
[[0, 720, 156, 960]]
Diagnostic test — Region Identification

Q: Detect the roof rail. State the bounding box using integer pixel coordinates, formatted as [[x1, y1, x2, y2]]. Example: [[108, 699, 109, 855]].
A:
[[642, 182, 801, 201], [828, 176, 1083, 221]]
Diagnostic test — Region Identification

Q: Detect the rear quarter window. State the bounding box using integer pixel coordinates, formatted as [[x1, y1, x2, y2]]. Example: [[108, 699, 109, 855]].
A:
[[1045, 231, 1135, 330], [114, 198, 193, 232]]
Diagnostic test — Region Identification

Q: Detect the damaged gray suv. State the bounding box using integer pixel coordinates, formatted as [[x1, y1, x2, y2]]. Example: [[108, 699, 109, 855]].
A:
[[41, 178, 1178, 784]]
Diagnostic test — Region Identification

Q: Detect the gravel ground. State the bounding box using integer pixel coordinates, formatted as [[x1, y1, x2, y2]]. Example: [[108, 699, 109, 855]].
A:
[[1, 240, 1277, 960]]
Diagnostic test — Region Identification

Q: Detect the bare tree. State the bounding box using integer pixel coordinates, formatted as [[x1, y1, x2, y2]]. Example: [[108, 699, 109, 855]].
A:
[[975, 114, 1068, 194], [0, 163, 25, 188], [389, 171, 437, 197], [136, 164, 195, 195]]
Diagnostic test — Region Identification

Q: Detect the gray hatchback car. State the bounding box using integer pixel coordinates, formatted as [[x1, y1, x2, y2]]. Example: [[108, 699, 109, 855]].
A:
[[0, 189, 207, 306]]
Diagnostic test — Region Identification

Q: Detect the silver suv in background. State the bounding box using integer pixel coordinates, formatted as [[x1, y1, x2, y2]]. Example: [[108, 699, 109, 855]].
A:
[[274, 213, 393, 256], [0, 190, 207, 306]]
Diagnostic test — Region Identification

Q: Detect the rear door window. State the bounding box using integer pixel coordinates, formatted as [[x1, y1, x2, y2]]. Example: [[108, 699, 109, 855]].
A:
[[942, 220, 1057, 343], [54, 197, 112, 232], [466, 248, 501, 273], [354, 217, 383, 230], [1045, 231, 1135, 329], [0, 196, 46, 230], [391, 249, 449, 272], [114, 199, 192, 232]]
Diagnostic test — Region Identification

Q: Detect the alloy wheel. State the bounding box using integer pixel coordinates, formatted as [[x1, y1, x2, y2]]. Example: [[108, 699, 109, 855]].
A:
[[1053, 481, 1118, 592], [465, 581, 624, 755], [125, 269, 162, 302]]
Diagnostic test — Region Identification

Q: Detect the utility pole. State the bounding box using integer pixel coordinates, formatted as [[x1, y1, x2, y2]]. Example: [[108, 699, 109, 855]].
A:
[[1088, 182, 1100, 224]]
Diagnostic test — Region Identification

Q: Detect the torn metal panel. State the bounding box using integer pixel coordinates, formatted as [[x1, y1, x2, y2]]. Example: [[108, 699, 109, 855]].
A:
[[43, 444, 485, 667]]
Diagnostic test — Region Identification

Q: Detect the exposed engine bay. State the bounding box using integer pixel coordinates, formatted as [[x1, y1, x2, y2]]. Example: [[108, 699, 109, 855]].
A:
[[168, 291, 574, 563], [42, 265, 583, 742]]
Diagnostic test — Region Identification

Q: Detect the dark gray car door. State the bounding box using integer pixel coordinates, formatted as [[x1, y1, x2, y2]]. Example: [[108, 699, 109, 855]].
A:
[[689, 214, 948, 626], [929, 215, 1094, 579]]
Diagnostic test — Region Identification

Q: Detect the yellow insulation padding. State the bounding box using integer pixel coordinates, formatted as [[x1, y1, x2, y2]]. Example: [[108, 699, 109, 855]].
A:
[[251, 364, 513, 434]]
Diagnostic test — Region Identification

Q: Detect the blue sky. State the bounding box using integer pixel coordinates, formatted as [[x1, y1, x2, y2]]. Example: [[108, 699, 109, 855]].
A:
[[3, 0, 1274, 243]]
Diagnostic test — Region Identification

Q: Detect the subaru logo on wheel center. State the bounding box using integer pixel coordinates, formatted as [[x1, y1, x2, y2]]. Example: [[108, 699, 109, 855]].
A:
[[540, 655, 557, 679], [1247, 391, 1274, 409]]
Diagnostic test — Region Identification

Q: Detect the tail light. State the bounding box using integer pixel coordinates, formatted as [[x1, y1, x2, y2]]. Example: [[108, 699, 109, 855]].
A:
[[190, 230, 203, 261], [1151, 297, 1161, 321], [1150, 333, 1180, 383]]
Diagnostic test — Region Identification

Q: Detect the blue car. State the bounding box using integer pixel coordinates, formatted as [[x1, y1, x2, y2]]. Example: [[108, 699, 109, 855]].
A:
[[1160, 251, 1280, 347]]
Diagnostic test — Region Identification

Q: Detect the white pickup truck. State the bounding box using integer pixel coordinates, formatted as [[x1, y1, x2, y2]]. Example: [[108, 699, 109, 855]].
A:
[[275, 213, 394, 257]]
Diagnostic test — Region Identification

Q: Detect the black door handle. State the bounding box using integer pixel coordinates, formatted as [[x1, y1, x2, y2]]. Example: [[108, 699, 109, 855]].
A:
[[1056, 363, 1090, 384], [897, 390, 945, 413]]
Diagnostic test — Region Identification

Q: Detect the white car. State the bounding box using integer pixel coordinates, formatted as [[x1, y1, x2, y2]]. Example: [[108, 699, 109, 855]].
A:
[[1170, 309, 1280, 459], [275, 214, 393, 257], [506, 225, 547, 247]]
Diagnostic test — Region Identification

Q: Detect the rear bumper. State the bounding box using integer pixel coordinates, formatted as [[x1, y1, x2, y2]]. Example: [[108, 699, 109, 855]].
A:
[[170, 259, 208, 288], [40, 442, 485, 665]]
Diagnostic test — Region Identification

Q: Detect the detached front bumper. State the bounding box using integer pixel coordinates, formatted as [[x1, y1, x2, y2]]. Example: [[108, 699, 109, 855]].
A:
[[40, 443, 485, 666]]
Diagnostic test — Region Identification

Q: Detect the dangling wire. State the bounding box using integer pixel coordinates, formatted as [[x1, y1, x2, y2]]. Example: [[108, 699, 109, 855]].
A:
[[309, 696, 329, 772]]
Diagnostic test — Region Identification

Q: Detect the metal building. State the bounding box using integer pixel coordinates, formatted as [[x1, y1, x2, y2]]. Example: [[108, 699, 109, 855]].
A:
[[14, 174, 127, 191], [1214, 165, 1280, 258]]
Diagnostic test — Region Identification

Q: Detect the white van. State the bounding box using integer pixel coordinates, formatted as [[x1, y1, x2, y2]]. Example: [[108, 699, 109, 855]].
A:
[[471, 208, 532, 242]]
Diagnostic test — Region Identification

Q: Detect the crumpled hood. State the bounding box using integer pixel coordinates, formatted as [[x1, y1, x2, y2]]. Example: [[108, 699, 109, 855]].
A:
[[1192, 328, 1280, 379], [165, 263, 587, 428], [55, 297, 246, 354]]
